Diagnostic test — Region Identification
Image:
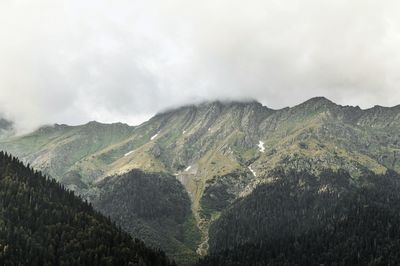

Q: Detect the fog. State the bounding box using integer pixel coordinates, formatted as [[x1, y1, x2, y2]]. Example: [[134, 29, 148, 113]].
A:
[[1, 0, 399, 132]]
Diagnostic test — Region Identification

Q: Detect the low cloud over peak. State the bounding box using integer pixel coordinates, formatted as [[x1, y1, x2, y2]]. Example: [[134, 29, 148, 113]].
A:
[[1, 0, 399, 132]]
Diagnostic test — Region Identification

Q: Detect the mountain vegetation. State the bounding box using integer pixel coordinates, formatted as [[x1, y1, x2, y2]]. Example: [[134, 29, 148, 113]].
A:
[[0, 151, 175, 266], [198, 168, 400, 265], [93, 170, 201, 265], [1, 97, 400, 262]]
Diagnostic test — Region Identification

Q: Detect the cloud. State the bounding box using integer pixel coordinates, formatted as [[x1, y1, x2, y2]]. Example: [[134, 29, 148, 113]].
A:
[[0, 0, 400, 132]]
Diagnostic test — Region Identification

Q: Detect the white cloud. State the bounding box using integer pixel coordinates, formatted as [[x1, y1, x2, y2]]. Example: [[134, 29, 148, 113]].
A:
[[0, 0, 400, 132]]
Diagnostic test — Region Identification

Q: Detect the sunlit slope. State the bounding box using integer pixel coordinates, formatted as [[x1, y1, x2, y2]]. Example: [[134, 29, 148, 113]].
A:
[[0, 121, 135, 192]]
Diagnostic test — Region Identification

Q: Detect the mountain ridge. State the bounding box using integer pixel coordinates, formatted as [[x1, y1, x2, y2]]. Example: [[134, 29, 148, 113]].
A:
[[1, 97, 400, 262], [5, 96, 400, 134]]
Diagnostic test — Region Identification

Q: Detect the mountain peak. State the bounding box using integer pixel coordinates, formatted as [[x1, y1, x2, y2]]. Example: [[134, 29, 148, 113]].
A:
[[292, 96, 337, 112], [86, 120, 103, 126], [199, 99, 266, 111], [156, 99, 268, 118], [303, 96, 335, 105]]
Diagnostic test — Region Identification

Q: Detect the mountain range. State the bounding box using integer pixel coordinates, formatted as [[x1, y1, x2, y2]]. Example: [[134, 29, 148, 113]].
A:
[[1, 97, 400, 264]]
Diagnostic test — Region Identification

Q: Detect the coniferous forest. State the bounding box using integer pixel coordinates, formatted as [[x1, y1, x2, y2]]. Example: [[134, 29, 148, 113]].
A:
[[0, 151, 175, 266], [4, 149, 400, 265], [197, 169, 400, 265]]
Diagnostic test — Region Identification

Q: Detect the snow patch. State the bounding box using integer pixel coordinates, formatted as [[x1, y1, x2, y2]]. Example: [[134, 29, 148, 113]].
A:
[[150, 132, 159, 140], [182, 130, 186, 134], [248, 166, 257, 177], [257, 141, 265, 153], [208, 127, 211, 131], [185, 165, 192, 172], [124, 150, 135, 157]]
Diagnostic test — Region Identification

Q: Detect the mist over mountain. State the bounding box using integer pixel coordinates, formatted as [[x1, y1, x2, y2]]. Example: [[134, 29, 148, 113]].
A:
[[0, 118, 14, 139], [1, 97, 400, 264], [2, 0, 400, 132]]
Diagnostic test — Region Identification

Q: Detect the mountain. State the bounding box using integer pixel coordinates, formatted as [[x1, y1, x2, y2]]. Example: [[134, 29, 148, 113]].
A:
[[1, 97, 400, 263], [0, 121, 135, 195], [0, 151, 174, 265], [0, 118, 14, 139]]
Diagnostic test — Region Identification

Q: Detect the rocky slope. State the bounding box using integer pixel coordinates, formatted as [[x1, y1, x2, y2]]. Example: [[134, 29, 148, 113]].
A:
[[1, 97, 399, 262]]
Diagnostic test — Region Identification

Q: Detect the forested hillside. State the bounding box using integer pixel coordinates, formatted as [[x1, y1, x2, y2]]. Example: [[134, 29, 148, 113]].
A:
[[0, 151, 174, 266], [93, 170, 201, 265], [198, 169, 400, 265]]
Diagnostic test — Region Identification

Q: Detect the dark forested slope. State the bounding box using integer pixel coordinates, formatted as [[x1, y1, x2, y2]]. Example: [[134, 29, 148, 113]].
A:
[[198, 169, 400, 265], [0, 151, 174, 266], [93, 170, 201, 265]]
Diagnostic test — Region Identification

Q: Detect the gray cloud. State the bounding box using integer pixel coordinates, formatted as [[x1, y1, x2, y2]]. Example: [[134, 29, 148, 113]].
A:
[[1, 0, 400, 132]]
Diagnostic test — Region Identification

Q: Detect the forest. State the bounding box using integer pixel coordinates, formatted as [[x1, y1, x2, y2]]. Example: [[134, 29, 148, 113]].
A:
[[94, 170, 200, 265], [198, 168, 400, 265], [0, 151, 175, 266]]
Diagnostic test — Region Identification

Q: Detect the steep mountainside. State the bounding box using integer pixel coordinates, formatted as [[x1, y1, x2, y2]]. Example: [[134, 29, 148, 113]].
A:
[[93, 170, 200, 265], [0, 151, 174, 265], [198, 169, 400, 265], [1, 97, 400, 260], [0, 121, 135, 194]]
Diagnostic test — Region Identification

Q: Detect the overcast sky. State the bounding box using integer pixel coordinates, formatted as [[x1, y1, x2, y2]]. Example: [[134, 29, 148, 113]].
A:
[[1, 0, 400, 132]]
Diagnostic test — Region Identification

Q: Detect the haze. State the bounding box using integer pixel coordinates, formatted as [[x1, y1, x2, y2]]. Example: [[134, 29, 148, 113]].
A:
[[1, 0, 400, 132]]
